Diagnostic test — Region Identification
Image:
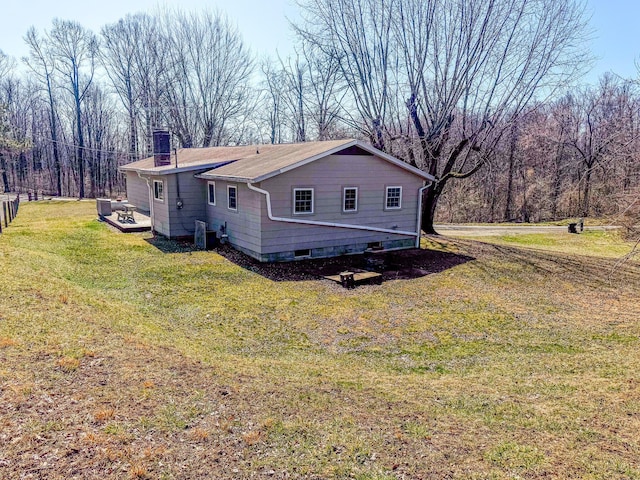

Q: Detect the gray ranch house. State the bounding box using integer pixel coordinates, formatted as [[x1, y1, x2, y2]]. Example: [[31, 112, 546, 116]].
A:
[[120, 138, 435, 262]]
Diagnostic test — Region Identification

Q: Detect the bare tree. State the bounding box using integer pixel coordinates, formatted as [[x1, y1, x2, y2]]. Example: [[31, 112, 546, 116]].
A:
[[82, 84, 116, 197], [260, 58, 286, 144], [302, 43, 344, 140], [294, 0, 398, 149], [160, 8, 253, 148], [23, 29, 65, 196], [101, 16, 144, 162], [0, 50, 17, 192], [295, 0, 591, 233], [49, 19, 99, 198], [0, 50, 14, 83], [278, 54, 307, 142], [565, 75, 636, 216]]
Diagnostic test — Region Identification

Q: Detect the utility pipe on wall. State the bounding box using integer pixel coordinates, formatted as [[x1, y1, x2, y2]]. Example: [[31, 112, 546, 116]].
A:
[[247, 182, 419, 238], [415, 181, 434, 248], [138, 171, 155, 232]]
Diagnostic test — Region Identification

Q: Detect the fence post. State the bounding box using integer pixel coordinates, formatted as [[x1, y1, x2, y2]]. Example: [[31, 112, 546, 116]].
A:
[[3, 201, 7, 227]]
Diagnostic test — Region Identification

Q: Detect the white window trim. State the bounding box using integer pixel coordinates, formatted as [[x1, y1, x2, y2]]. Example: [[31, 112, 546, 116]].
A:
[[385, 186, 402, 210], [342, 186, 358, 213], [207, 181, 216, 206], [293, 187, 314, 215], [153, 180, 164, 202], [227, 184, 238, 211]]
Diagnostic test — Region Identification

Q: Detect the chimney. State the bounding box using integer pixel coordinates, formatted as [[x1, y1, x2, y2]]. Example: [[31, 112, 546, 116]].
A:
[[153, 129, 171, 167]]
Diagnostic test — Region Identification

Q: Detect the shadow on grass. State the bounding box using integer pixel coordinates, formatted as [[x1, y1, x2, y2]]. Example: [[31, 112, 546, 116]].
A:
[[448, 237, 640, 290], [212, 245, 474, 282], [145, 234, 474, 282], [145, 235, 198, 254]]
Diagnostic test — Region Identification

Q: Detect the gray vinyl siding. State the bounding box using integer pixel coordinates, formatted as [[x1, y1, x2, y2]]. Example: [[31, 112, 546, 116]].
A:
[[125, 171, 150, 212], [143, 172, 207, 238], [257, 154, 422, 255], [205, 181, 263, 257], [165, 172, 208, 238]]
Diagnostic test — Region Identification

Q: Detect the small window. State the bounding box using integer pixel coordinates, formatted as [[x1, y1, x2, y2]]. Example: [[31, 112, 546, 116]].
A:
[[385, 186, 402, 209], [207, 181, 216, 206], [293, 188, 314, 214], [227, 185, 237, 211], [153, 180, 164, 201], [294, 248, 311, 258], [343, 187, 358, 212]]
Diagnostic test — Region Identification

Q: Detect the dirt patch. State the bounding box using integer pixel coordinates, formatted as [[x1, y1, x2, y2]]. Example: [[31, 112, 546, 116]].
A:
[[212, 244, 474, 282]]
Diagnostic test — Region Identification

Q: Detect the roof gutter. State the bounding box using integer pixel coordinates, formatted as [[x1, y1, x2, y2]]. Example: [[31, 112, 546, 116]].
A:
[[137, 171, 155, 232], [246, 182, 419, 238], [415, 180, 433, 248], [123, 160, 237, 176]]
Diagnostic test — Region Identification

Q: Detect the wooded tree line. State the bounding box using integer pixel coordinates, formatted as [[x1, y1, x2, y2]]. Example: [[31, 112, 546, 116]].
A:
[[0, 0, 638, 228]]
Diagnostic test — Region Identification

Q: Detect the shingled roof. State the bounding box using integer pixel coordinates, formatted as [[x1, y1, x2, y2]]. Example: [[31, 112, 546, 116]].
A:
[[120, 139, 435, 182]]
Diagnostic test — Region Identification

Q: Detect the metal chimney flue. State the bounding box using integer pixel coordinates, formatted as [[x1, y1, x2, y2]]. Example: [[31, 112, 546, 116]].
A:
[[153, 129, 171, 167]]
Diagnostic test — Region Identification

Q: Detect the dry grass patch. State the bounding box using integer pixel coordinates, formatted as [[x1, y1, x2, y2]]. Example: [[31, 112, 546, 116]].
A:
[[128, 464, 149, 479], [56, 356, 81, 372], [188, 427, 210, 442], [0, 337, 18, 348], [93, 408, 116, 423], [242, 429, 264, 445], [0, 201, 639, 478]]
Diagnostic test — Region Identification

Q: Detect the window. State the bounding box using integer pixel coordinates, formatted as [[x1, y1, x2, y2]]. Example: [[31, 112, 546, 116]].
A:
[[343, 187, 358, 212], [153, 180, 164, 201], [293, 188, 314, 214], [385, 186, 402, 209], [227, 185, 237, 210], [207, 181, 216, 205], [294, 248, 311, 258]]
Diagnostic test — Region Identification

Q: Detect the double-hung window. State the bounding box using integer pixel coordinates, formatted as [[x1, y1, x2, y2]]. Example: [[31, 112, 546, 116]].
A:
[[227, 185, 237, 211], [385, 186, 402, 209], [293, 188, 314, 214], [343, 187, 358, 212], [153, 180, 164, 201], [207, 182, 216, 206]]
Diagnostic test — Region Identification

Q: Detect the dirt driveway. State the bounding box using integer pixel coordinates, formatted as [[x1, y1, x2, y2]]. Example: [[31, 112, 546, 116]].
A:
[[434, 224, 618, 236]]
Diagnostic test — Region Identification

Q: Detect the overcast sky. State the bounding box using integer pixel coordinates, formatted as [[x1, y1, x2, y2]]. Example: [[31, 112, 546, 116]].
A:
[[1, 0, 638, 84]]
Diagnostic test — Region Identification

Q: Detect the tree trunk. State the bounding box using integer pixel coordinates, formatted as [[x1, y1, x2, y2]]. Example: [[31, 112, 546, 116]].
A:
[[75, 92, 85, 199], [550, 149, 563, 219], [582, 167, 592, 217], [421, 187, 439, 235], [129, 107, 138, 162], [503, 124, 518, 221], [0, 154, 10, 192], [47, 81, 62, 197]]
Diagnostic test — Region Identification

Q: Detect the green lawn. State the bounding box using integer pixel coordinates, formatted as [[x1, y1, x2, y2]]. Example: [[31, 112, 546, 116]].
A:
[[469, 229, 635, 258], [1, 201, 639, 479]]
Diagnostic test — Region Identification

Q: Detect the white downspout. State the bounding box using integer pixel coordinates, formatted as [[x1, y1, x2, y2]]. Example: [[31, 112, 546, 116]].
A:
[[415, 181, 433, 248], [138, 171, 155, 232], [247, 182, 420, 238]]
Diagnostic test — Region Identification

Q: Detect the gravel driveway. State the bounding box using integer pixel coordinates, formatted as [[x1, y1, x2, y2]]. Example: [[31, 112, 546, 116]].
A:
[[433, 224, 618, 236]]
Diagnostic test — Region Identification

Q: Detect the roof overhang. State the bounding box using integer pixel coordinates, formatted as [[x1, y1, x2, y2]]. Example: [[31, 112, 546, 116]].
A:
[[120, 160, 236, 176], [195, 140, 436, 183], [194, 173, 253, 183]]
